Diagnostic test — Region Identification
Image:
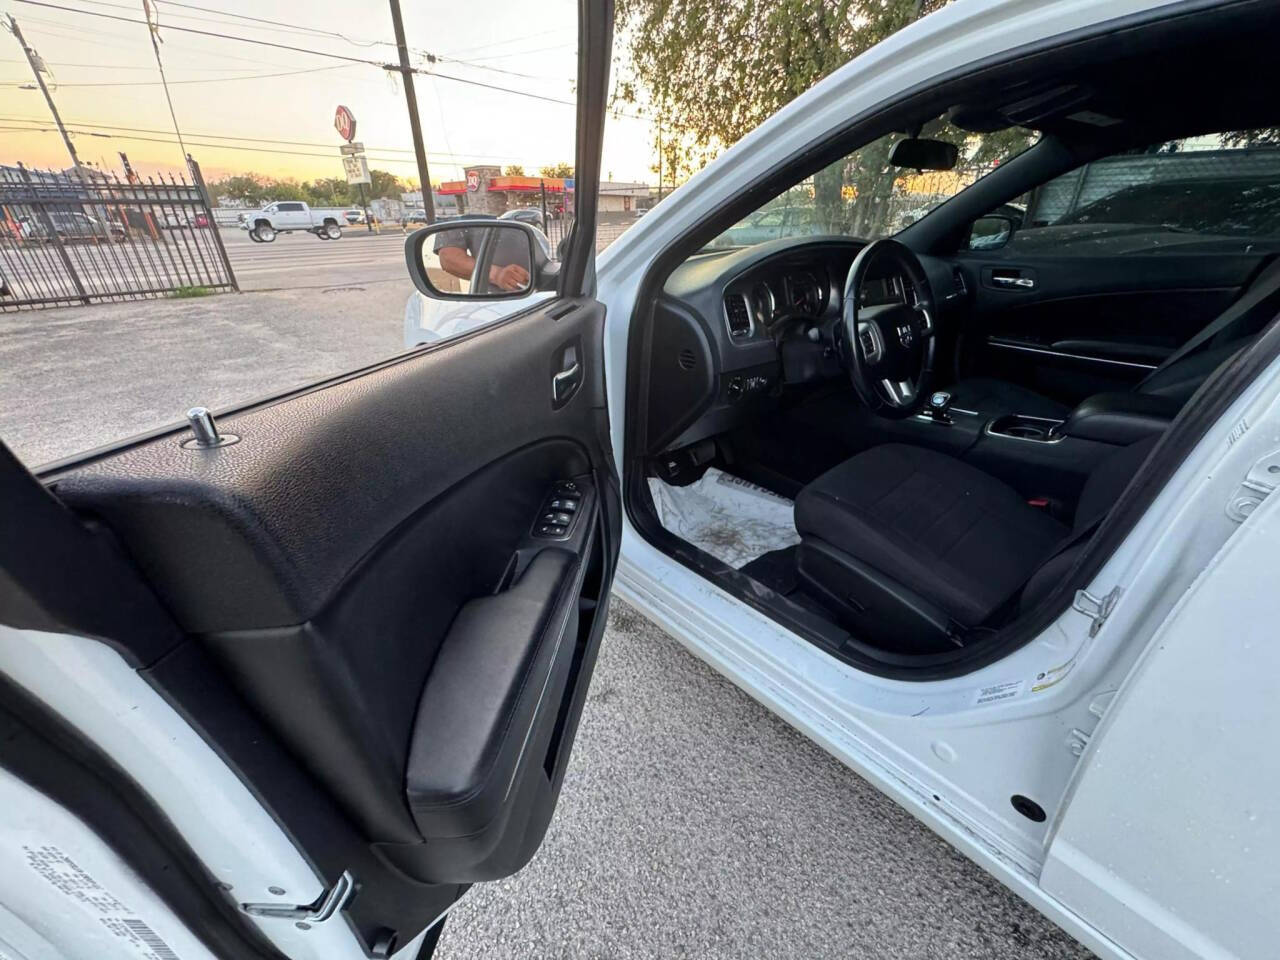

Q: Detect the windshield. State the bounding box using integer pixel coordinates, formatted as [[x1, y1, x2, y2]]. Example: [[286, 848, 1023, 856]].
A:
[[706, 127, 1038, 249]]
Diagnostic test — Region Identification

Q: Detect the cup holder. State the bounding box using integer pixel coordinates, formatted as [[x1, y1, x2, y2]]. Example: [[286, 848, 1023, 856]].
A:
[[987, 414, 1064, 443]]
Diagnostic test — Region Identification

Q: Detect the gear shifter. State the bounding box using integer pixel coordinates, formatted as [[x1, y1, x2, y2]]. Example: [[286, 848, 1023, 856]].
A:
[[926, 390, 953, 424]]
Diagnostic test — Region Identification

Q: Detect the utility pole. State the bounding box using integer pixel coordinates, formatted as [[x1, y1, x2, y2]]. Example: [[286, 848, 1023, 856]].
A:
[[5, 14, 83, 174], [387, 0, 434, 224]]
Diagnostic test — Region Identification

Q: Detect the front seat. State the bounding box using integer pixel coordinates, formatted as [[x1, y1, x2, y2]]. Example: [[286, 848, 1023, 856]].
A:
[[793, 438, 1155, 653], [945, 257, 1280, 418]]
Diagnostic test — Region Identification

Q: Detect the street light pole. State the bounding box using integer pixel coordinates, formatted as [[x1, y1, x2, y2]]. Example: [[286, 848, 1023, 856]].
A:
[[387, 0, 435, 224], [5, 14, 83, 174]]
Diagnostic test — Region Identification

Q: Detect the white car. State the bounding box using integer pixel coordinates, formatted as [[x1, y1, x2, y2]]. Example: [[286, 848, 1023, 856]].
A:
[[241, 201, 343, 242], [4, 3, 1280, 960]]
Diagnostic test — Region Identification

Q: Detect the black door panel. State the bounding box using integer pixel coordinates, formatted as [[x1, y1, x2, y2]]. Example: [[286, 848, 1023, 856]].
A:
[[10, 296, 620, 949], [957, 252, 1264, 405]]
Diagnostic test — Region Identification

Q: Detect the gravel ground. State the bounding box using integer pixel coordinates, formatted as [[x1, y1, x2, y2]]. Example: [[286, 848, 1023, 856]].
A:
[[438, 601, 1092, 960]]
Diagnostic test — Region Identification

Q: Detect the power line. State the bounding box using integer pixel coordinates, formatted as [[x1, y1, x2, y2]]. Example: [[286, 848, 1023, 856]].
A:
[[22, 62, 351, 85], [12, 0, 391, 65], [154, 0, 393, 48], [0, 116, 538, 163], [11, 0, 653, 121]]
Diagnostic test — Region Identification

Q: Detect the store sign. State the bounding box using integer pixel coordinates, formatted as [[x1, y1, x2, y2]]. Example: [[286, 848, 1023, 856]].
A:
[[334, 105, 357, 143], [342, 154, 371, 185], [466, 170, 481, 192]]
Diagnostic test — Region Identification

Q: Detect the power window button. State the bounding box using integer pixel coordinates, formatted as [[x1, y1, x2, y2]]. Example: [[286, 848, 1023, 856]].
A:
[[541, 511, 573, 525], [537, 524, 567, 538], [549, 498, 578, 511]]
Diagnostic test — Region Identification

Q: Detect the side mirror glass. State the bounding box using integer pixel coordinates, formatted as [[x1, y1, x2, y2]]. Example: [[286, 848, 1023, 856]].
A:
[[888, 138, 959, 171], [405, 221, 551, 301], [967, 215, 1015, 250]]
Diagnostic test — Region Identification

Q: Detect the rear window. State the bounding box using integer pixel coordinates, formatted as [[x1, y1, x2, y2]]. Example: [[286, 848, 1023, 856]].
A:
[[1006, 131, 1280, 255]]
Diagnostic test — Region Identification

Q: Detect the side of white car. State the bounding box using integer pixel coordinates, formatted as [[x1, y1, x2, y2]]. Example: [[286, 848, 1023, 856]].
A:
[[593, 2, 1278, 959]]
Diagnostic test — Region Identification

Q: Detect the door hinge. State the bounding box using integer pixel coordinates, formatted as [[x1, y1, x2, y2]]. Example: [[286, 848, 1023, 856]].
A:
[[1225, 448, 1280, 523], [1072, 586, 1121, 637], [1066, 689, 1116, 756], [241, 870, 356, 922]]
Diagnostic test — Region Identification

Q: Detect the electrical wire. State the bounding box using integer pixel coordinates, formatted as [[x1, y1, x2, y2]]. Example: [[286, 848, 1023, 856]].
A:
[[31, 62, 352, 85]]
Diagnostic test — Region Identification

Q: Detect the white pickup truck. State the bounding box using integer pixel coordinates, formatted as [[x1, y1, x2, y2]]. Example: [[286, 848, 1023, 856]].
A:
[[240, 201, 344, 242]]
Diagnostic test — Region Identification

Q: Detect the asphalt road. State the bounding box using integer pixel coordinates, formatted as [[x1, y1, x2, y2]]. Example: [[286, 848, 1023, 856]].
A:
[[0, 229, 1093, 959]]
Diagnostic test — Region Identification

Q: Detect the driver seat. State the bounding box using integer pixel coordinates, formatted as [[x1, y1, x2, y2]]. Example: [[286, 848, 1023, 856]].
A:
[[793, 438, 1155, 652]]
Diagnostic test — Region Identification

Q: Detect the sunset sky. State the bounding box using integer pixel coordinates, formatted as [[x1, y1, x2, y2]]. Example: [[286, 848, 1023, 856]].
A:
[[0, 0, 657, 186]]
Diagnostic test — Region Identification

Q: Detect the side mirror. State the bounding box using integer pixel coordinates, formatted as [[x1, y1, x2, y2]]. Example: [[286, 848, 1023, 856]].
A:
[[404, 221, 555, 301], [888, 138, 959, 171], [967, 215, 1015, 250]]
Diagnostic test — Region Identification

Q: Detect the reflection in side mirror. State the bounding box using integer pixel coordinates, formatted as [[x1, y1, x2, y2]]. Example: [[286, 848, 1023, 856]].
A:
[[967, 215, 1015, 251], [404, 220, 552, 301], [888, 138, 960, 171]]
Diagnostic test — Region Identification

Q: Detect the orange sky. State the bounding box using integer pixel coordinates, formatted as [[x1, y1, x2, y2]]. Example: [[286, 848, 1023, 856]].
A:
[[0, 0, 656, 186]]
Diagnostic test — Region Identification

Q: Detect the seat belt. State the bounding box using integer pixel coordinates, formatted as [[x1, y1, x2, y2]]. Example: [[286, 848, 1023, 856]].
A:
[[1137, 256, 1280, 389]]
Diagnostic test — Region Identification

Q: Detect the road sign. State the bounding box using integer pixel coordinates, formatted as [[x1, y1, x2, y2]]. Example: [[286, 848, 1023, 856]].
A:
[[342, 154, 370, 185], [340, 142, 364, 156], [334, 105, 356, 142]]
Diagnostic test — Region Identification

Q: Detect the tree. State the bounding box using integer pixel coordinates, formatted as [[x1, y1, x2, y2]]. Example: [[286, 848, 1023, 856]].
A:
[[614, 0, 1041, 236], [538, 162, 574, 178], [503, 164, 526, 176], [365, 169, 404, 200]]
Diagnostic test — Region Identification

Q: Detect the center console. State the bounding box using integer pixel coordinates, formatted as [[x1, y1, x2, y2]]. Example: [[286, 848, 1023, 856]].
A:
[[883, 389, 1177, 510]]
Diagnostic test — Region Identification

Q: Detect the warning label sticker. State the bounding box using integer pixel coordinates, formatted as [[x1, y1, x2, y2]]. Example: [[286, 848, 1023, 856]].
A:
[[23, 844, 182, 960], [973, 680, 1024, 706]]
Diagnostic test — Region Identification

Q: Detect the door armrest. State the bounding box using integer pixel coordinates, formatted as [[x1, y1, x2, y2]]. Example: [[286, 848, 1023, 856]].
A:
[[404, 546, 579, 870]]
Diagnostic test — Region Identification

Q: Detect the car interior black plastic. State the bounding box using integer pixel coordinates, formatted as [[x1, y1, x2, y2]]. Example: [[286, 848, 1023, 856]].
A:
[[1059, 391, 1181, 446]]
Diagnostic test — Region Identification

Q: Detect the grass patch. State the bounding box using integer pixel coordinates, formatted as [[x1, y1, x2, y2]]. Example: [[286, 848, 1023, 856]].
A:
[[170, 285, 214, 299]]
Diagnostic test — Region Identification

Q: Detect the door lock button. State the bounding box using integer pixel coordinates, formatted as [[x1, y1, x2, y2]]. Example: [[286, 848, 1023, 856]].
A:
[[537, 524, 567, 538]]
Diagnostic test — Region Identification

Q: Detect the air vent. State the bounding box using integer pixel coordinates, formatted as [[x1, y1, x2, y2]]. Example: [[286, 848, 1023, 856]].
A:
[[724, 293, 751, 339], [952, 267, 968, 296], [677, 347, 697, 370]]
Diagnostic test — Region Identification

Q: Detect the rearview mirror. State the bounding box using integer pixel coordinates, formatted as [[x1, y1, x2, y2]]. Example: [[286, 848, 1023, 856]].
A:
[[889, 138, 959, 171], [405, 220, 553, 301], [967, 215, 1015, 250]]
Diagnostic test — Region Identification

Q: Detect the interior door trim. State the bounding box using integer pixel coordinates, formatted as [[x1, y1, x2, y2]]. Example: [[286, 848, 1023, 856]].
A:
[[986, 337, 1160, 371]]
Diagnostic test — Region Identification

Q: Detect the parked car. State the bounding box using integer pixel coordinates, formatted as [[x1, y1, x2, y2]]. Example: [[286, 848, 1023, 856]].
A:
[[707, 203, 825, 246], [343, 208, 367, 225], [19, 210, 126, 243], [240, 201, 343, 242], [499, 208, 545, 229]]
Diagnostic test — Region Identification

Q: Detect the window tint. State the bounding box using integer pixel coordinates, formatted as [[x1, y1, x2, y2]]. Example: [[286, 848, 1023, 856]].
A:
[[707, 126, 1038, 249], [1002, 130, 1280, 255], [278, 202, 305, 212]]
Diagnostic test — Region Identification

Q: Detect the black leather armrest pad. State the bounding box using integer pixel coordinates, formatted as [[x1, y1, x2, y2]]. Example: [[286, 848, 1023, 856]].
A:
[[405, 547, 577, 840], [1061, 391, 1179, 446]]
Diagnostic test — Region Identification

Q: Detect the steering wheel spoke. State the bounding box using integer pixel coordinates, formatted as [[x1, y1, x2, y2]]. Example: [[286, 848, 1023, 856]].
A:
[[840, 238, 937, 419]]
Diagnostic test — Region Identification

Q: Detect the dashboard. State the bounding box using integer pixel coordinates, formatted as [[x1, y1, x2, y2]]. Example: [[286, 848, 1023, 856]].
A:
[[648, 236, 968, 454]]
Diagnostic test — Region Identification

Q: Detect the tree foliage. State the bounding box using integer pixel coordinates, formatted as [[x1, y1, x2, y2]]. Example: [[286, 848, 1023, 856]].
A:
[[614, 0, 937, 182], [614, 0, 1042, 235], [503, 164, 526, 176], [538, 162, 574, 178], [208, 169, 408, 207]]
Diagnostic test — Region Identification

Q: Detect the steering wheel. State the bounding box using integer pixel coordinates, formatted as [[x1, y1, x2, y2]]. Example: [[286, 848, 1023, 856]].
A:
[[839, 239, 936, 419]]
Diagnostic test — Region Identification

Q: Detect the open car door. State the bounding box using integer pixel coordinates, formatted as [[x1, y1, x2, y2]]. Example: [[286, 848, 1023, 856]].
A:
[[0, 4, 616, 959]]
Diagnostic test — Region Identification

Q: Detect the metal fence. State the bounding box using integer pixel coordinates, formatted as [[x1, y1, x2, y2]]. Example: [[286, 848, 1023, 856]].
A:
[[0, 159, 237, 311]]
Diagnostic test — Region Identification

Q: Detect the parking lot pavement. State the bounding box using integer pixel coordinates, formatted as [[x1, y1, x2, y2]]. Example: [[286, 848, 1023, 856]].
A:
[[438, 602, 1092, 960]]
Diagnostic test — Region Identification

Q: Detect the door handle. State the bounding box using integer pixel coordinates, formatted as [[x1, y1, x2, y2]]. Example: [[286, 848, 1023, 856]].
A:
[[552, 345, 582, 408], [991, 274, 1035, 289]]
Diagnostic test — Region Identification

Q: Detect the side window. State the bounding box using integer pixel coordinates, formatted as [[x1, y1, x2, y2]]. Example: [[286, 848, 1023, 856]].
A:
[[970, 130, 1280, 255], [0, 15, 582, 469]]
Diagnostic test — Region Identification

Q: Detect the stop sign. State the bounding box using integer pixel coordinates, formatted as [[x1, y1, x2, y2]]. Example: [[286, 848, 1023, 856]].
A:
[[334, 105, 356, 142]]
